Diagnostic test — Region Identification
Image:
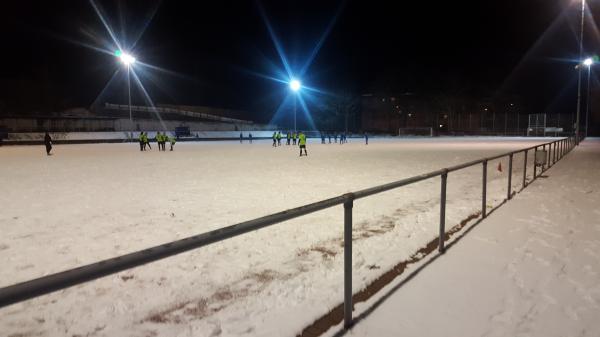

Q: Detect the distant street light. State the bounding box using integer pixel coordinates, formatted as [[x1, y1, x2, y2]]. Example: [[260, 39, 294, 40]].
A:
[[585, 58, 594, 138], [289, 78, 302, 132], [115, 50, 136, 139]]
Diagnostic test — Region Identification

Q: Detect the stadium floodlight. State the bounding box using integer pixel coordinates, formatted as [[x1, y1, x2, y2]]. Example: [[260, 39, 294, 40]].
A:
[[584, 58, 593, 67], [115, 50, 136, 66], [290, 79, 301, 92], [115, 50, 137, 140]]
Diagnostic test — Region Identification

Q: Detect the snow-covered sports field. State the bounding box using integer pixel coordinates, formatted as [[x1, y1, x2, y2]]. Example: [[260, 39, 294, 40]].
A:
[[0, 137, 555, 336]]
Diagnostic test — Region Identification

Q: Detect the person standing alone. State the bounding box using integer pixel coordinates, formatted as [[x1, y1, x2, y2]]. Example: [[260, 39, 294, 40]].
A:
[[44, 132, 52, 155], [298, 131, 307, 157]]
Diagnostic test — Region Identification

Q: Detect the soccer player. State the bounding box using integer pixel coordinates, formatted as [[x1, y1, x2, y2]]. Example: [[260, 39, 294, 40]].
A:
[[272, 132, 277, 147], [298, 131, 308, 156], [156, 132, 162, 151], [139, 132, 145, 151], [169, 135, 176, 151]]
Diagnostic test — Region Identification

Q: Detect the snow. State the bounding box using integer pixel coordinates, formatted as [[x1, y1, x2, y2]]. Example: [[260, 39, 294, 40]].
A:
[[323, 139, 600, 337], [0, 137, 571, 337]]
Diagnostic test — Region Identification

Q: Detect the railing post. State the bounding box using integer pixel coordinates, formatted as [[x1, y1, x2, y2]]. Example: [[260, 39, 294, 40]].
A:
[[559, 140, 562, 159], [507, 154, 513, 200], [482, 160, 487, 218], [569, 137, 572, 151], [343, 194, 354, 329], [439, 170, 448, 253], [523, 150, 528, 188], [533, 147, 538, 179], [553, 142, 557, 164]]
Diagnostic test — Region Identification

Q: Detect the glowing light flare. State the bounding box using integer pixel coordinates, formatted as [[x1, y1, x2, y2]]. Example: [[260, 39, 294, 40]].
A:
[[116, 50, 136, 66], [290, 79, 302, 92], [584, 58, 593, 66]]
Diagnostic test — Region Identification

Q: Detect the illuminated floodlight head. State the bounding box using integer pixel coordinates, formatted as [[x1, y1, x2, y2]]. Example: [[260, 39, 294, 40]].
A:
[[290, 79, 301, 92], [584, 58, 594, 67], [115, 50, 136, 66]]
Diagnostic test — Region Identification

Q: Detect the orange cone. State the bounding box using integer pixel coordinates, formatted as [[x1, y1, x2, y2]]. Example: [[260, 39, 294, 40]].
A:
[[497, 162, 503, 172]]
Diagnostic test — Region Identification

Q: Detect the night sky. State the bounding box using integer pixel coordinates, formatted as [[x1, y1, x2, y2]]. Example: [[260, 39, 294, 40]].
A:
[[0, 0, 597, 123]]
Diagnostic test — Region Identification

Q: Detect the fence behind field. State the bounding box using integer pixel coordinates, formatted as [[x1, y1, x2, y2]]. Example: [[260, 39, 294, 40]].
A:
[[0, 136, 578, 330]]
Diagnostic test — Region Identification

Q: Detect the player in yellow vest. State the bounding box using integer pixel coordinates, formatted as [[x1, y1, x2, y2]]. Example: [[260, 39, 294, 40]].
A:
[[156, 132, 162, 151], [138, 132, 145, 151], [169, 135, 176, 151], [298, 131, 307, 156]]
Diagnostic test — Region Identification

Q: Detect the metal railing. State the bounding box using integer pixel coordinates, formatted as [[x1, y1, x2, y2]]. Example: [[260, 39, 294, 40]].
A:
[[0, 136, 576, 329]]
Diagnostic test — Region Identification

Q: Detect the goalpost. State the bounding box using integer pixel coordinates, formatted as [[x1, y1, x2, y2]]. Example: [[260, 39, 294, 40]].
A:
[[528, 114, 563, 137], [527, 114, 546, 137]]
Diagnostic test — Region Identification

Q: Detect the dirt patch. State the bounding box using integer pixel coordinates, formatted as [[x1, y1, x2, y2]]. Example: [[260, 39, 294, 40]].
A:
[[121, 275, 134, 282], [311, 247, 337, 259], [250, 269, 280, 283], [142, 269, 288, 325]]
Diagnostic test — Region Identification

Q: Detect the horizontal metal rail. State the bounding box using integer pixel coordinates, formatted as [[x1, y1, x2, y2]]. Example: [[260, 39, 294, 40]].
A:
[[0, 136, 575, 331], [0, 194, 348, 307]]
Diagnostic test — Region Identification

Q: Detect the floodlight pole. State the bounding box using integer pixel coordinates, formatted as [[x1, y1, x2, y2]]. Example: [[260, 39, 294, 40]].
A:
[[586, 63, 592, 138], [294, 95, 297, 133], [127, 65, 133, 141], [575, 0, 586, 145]]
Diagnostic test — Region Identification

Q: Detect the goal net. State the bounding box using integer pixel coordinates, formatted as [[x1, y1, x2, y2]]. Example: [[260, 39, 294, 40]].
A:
[[527, 114, 546, 136]]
